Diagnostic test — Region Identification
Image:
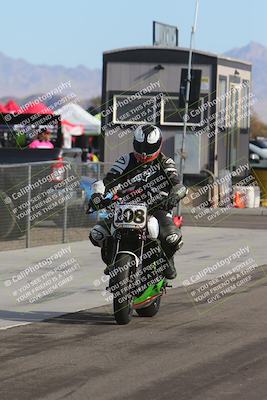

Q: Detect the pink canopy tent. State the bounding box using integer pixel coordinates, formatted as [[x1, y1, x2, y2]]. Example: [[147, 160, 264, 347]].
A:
[[5, 100, 20, 113], [22, 102, 54, 114], [18, 102, 81, 130], [1, 99, 84, 148], [0, 104, 7, 113]]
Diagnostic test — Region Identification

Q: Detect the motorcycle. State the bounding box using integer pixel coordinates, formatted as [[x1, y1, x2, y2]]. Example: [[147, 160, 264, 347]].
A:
[[88, 196, 172, 325]]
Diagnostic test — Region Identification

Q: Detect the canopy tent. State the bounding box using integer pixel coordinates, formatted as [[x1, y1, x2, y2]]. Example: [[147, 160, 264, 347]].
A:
[[0, 104, 7, 113], [60, 119, 84, 148], [56, 103, 101, 135], [1, 99, 100, 148], [1, 100, 53, 114], [21, 102, 53, 114], [5, 100, 20, 113]]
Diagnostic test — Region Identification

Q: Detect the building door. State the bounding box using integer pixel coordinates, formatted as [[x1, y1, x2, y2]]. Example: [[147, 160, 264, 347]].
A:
[[228, 83, 241, 170]]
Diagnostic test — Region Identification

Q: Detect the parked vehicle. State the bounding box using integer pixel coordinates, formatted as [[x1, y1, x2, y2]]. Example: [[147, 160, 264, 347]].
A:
[[249, 137, 267, 163], [249, 137, 267, 207]]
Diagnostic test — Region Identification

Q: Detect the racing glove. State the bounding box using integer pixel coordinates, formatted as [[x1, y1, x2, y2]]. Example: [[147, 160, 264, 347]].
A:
[[164, 184, 188, 209], [87, 193, 105, 213]]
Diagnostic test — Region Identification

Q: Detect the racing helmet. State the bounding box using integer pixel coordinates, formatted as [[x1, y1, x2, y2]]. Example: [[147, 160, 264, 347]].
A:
[[133, 125, 162, 163]]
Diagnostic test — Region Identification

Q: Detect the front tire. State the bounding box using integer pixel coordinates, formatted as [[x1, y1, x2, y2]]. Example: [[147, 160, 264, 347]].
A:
[[136, 296, 161, 317], [112, 254, 134, 325]]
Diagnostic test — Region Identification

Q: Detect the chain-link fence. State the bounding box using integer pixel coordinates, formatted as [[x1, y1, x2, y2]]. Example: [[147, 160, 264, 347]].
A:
[[0, 161, 112, 251]]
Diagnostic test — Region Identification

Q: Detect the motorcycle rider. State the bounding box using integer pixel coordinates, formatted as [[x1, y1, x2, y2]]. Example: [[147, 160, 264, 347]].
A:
[[88, 124, 187, 279]]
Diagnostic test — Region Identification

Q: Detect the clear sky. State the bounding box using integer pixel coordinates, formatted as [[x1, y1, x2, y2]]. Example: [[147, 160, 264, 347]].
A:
[[0, 0, 265, 69]]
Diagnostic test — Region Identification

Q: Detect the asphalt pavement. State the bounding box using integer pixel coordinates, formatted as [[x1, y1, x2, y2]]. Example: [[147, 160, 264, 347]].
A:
[[0, 225, 266, 329], [0, 223, 266, 399], [182, 207, 267, 229], [1, 263, 267, 400]]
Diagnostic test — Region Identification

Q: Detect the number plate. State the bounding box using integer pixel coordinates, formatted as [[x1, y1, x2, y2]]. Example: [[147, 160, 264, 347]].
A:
[[114, 204, 147, 229]]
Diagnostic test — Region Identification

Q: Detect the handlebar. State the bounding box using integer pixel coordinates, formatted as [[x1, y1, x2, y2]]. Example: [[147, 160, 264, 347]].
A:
[[86, 184, 187, 215], [86, 197, 113, 214]]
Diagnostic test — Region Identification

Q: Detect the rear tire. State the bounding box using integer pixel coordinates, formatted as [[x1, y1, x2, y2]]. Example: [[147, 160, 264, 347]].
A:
[[112, 254, 134, 325], [136, 296, 161, 317]]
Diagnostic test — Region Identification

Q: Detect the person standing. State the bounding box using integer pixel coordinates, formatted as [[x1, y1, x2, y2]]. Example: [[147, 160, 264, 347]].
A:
[[29, 130, 54, 149]]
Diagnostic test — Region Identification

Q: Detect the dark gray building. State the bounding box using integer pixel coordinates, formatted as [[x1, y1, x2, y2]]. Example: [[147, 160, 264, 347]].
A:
[[100, 46, 252, 182]]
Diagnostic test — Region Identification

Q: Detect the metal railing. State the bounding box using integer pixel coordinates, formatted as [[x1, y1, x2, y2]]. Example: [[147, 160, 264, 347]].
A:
[[0, 161, 112, 251]]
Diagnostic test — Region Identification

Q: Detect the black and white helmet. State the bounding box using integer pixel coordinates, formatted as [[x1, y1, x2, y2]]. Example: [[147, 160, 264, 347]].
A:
[[133, 125, 162, 162]]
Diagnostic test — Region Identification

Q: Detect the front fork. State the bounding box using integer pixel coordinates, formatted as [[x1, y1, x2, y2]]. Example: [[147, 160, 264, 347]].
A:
[[135, 230, 146, 277], [108, 230, 166, 297], [108, 230, 145, 293]]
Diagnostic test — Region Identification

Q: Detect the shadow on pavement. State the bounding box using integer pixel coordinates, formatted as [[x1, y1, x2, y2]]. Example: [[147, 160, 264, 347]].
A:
[[0, 309, 66, 322], [45, 309, 115, 326], [0, 308, 115, 325]]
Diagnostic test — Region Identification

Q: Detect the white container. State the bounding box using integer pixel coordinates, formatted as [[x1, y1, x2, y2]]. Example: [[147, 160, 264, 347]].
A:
[[246, 186, 255, 208], [233, 185, 260, 208], [254, 186, 261, 208]]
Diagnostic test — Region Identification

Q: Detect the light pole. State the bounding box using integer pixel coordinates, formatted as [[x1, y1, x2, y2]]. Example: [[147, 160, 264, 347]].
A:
[[177, 0, 200, 216]]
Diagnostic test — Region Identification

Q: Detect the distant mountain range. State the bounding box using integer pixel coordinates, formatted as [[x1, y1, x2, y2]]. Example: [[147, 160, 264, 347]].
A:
[[0, 42, 267, 121], [0, 51, 101, 103]]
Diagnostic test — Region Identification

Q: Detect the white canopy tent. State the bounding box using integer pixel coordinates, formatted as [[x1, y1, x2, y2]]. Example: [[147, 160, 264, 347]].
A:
[[56, 103, 101, 148]]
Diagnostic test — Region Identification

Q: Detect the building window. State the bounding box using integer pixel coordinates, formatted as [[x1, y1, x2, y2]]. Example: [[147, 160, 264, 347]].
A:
[[228, 82, 241, 169], [112, 95, 158, 125], [229, 83, 240, 129], [218, 76, 227, 128], [160, 95, 204, 126], [240, 80, 250, 129]]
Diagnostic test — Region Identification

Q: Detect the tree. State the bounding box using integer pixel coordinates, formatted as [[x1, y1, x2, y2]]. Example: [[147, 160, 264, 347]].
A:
[[87, 96, 101, 116], [90, 96, 101, 108], [250, 112, 267, 138]]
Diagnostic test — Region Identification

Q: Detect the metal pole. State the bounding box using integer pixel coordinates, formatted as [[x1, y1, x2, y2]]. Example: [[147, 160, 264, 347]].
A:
[[26, 164, 31, 248], [177, 0, 200, 215], [62, 164, 68, 243], [97, 162, 101, 181], [97, 162, 101, 221]]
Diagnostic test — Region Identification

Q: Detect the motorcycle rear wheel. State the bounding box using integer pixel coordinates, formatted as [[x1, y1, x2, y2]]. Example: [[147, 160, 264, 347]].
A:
[[112, 254, 134, 325]]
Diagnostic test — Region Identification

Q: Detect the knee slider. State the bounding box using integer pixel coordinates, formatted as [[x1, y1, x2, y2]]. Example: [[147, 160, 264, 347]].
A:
[[89, 225, 109, 247]]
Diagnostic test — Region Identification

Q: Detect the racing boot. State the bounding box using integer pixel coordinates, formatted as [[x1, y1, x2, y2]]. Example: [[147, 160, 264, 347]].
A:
[[162, 237, 183, 280], [164, 256, 177, 279], [101, 238, 114, 275]]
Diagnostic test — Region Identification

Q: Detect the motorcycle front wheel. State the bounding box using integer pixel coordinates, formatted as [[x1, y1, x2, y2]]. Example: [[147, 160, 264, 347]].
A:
[[136, 296, 161, 317], [112, 253, 134, 325]]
